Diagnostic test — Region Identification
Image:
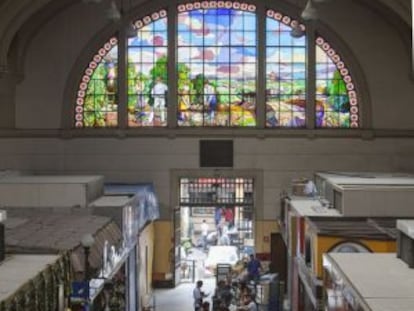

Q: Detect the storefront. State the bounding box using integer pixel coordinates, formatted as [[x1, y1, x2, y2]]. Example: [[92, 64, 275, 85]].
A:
[[87, 183, 159, 311]]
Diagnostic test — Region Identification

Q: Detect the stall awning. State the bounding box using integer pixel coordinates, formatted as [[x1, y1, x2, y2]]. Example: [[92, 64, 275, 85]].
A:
[[4, 214, 122, 273]]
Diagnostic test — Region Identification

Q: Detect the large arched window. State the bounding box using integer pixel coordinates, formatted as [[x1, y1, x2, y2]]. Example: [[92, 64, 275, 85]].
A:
[[75, 1, 359, 129]]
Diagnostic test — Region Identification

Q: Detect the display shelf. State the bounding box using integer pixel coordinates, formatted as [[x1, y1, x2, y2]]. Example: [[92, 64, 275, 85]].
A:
[[89, 241, 137, 303]]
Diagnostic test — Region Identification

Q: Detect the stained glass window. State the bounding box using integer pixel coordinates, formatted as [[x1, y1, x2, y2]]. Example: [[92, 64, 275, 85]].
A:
[[315, 36, 358, 128], [74, 3, 360, 130], [128, 10, 168, 127], [266, 10, 306, 128], [75, 37, 118, 128], [177, 2, 257, 127]]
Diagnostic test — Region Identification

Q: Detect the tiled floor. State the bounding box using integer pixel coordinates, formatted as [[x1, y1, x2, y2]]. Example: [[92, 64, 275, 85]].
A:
[[154, 277, 215, 311]]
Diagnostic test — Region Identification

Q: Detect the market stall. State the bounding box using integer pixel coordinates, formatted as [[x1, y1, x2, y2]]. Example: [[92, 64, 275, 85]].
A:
[[3, 214, 122, 311], [90, 183, 159, 311], [0, 254, 72, 311]]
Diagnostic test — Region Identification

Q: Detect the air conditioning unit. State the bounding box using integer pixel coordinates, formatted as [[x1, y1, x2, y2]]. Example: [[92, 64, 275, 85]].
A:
[[314, 172, 414, 216]]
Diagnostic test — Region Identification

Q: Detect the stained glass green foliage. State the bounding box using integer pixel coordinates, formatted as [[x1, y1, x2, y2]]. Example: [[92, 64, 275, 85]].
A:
[[316, 46, 350, 128], [83, 46, 118, 127]]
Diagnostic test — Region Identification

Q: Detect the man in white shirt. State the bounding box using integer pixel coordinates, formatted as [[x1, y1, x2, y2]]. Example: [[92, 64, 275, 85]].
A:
[[193, 280, 208, 311], [201, 219, 209, 251], [203, 80, 217, 122], [151, 77, 168, 123]]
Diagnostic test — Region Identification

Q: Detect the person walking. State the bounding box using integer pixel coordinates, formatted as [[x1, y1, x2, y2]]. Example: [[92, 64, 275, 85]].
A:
[[201, 219, 209, 251], [224, 207, 234, 228], [247, 254, 262, 284], [193, 280, 209, 311]]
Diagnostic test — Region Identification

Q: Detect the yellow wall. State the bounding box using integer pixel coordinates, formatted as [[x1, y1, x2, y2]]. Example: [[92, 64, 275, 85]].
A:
[[153, 220, 173, 280], [151, 219, 278, 282], [255, 220, 279, 254], [153, 219, 278, 275], [138, 222, 154, 306], [313, 235, 396, 278]]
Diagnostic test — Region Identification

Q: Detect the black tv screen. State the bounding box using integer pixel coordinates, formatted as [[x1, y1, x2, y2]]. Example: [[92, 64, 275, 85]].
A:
[[199, 140, 233, 167]]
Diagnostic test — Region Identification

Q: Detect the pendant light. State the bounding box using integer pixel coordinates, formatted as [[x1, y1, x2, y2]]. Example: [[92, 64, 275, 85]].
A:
[[301, 0, 318, 20]]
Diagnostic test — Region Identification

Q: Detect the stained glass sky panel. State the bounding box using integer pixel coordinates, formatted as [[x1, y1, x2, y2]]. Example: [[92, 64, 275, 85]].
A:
[[177, 6, 257, 127], [128, 11, 168, 127], [266, 11, 306, 128], [76, 38, 118, 128]]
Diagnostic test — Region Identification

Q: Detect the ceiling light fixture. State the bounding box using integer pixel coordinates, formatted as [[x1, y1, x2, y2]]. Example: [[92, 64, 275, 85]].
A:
[[106, 1, 121, 21], [301, 0, 318, 21]]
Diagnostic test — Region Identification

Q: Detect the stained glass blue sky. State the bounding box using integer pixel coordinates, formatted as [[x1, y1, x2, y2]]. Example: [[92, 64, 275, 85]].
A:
[[178, 9, 256, 79]]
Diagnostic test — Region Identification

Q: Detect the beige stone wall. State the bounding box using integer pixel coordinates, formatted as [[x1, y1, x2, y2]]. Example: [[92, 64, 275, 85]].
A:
[[0, 136, 413, 219]]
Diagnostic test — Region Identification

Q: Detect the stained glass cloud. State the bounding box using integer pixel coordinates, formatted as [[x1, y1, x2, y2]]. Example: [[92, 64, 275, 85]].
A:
[[266, 10, 307, 128], [128, 9, 168, 127]]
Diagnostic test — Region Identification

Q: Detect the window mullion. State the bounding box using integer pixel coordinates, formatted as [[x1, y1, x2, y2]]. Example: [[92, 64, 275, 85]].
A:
[[256, 3, 266, 129], [167, 2, 178, 128], [306, 22, 316, 130], [118, 27, 128, 129]]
